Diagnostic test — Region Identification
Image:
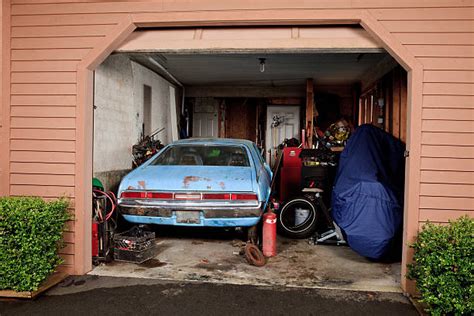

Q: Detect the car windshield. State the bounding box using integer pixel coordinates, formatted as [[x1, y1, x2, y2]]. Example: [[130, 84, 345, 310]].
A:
[[151, 145, 250, 167]]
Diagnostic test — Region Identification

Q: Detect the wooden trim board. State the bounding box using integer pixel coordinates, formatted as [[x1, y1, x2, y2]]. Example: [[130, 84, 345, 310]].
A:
[[0, 271, 68, 299]]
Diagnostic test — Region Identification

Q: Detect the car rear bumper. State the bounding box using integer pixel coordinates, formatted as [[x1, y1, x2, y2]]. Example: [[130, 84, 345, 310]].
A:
[[122, 214, 261, 227], [118, 202, 263, 227]]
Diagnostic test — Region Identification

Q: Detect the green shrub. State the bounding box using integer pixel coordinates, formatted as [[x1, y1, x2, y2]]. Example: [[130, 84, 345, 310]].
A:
[[408, 216, 473, 316], [0, 197, 70, 292]]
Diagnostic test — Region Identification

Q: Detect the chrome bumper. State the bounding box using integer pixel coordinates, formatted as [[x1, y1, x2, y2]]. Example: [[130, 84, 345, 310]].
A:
[[118, 199, 263, 218]]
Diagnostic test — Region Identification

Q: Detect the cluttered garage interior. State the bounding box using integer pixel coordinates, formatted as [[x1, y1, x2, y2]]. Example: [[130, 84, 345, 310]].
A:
[[89, 26, 409, 292]]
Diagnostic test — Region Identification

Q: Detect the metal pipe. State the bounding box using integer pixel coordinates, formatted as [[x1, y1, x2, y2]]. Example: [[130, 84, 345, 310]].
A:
[[148, 57, 186, 115], [148, 56, 187, 138]]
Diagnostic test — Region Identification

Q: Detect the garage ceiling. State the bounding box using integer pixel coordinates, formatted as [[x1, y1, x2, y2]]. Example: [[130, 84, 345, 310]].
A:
[[127, 52, 392, 86]]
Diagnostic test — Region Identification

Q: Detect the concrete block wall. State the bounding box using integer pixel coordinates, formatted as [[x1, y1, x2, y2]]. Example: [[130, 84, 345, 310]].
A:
[[93, 54, 176, 191]]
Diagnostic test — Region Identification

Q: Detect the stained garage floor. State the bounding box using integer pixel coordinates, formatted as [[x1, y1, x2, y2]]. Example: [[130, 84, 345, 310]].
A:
[[90, 232, 401, 293]]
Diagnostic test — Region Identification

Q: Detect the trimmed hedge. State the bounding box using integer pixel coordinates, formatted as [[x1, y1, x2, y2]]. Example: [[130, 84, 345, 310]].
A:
[[0, 197, 70, 292], [408, 216, 473, 316]]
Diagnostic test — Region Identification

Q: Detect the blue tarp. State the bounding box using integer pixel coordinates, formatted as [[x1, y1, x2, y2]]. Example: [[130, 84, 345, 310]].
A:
[[331, 124, 405, 260]]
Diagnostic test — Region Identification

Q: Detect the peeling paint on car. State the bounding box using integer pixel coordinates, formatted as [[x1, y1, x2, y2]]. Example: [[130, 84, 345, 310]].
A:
[[182, 176, 211, 189]]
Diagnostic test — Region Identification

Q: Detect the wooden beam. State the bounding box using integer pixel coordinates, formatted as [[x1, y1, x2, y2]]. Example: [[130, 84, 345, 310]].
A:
[[306, 78, 314, 148], [400, 70, 408, 143], [351, 83, 360, 126], [384, 80, 391, 132], [392, 67, 401, 138], [366, 94, 372, 124], [359, 97, 365, 125], [117, 26, 382, 52]]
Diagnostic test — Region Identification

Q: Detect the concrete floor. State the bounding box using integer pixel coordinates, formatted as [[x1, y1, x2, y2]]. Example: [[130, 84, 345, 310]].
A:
[[91, 231, 401, 293]]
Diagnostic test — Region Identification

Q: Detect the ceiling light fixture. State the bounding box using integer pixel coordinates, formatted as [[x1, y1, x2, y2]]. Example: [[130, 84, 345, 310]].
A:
[[259, 58, 266, 73]]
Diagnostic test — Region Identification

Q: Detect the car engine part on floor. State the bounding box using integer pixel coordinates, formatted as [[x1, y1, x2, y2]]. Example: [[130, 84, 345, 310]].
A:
[[244, 243, 266, 267]]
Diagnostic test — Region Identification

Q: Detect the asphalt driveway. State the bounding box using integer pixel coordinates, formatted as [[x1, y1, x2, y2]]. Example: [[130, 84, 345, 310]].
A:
[[0, 276, 417, 316]]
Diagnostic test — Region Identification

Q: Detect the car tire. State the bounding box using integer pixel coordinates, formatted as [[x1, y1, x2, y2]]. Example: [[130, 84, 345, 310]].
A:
[[277, 197, 318, 239], [245, 221, 262, 246]]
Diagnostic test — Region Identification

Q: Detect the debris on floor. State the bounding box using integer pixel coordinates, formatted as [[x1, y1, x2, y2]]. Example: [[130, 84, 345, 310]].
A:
[[91, 237, 402, 293], [244, 243, 266, 267]]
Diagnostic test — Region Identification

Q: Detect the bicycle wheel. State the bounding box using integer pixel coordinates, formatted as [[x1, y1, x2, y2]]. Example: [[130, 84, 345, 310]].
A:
[[278, 197, 318, 239]]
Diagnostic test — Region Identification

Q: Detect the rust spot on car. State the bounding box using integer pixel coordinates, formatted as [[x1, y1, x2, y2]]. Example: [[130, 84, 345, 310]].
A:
[[182, 176, 211, 188], [219, 182, 226, 190], [183, 176, 199, 188], [137, 181, 146, 189], [127, 186, 136, 190]]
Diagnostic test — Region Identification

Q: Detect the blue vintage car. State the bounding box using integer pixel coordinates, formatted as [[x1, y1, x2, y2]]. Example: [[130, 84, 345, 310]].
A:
[[117, 138, 272, 234]]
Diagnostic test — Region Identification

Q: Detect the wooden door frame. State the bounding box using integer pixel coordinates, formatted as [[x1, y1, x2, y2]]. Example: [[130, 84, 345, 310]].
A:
[[76, 9, 423, 294]]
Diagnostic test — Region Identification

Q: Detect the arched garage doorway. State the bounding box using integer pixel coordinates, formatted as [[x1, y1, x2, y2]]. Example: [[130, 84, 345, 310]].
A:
[[75, 10, 423, 294]]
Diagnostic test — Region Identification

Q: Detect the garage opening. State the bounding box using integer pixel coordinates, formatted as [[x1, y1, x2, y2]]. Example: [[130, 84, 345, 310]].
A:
[[89, 26, 408, 292]]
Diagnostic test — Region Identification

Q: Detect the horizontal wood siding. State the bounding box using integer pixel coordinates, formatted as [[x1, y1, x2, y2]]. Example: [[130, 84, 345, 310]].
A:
[[375, 3, 474, 223], [3, 0, 473, 275]]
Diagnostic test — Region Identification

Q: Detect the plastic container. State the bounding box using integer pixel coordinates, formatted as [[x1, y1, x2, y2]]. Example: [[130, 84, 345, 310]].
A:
[[113, 246, 157, 264], [113, 227, 156, 263], [295, 207, 310, 226]]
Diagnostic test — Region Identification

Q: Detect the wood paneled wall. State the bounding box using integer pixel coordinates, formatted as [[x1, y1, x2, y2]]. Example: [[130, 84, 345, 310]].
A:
[[359, 66, 408, 142], [224, 98, 257, 141], [1, 0, 473, 275]]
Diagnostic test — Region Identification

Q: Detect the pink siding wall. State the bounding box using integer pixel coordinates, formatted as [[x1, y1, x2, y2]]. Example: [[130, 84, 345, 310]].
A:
[[1, 0, 473, 280]]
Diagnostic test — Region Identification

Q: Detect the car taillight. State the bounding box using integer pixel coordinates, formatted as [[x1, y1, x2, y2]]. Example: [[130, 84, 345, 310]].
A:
[[174, 193, 201, 200], [120, 191, 146, 199], [202, 193, 231, 200], [147, 192, 173, 199], [231, 193, 258, 201]]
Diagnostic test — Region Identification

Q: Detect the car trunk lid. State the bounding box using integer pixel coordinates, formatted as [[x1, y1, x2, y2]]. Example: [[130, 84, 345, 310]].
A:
[[126, 165, 255, 193]]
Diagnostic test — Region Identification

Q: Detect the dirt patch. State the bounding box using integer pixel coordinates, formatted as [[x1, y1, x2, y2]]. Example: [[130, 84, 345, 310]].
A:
[[195, 262, 234, 272], [139, 259, 167, 268], [317, 278, 354, 287]]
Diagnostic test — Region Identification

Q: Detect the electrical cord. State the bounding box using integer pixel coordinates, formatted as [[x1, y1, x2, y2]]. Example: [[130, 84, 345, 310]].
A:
[[93, 189, 117, 222]]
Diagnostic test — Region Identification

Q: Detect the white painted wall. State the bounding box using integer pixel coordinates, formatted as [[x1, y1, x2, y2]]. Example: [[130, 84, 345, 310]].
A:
[[93, 54, 177, 177]]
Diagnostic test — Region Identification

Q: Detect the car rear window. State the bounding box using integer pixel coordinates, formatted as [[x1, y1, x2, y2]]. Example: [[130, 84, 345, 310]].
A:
[[151, 145, 250, 167]]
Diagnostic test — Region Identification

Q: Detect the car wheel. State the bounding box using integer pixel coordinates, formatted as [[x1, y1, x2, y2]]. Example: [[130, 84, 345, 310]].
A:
[[246, 225, 258, 244], [278, 197, 318, 239]]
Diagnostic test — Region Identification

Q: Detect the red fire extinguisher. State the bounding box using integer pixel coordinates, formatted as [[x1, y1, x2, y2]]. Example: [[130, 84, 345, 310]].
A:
[[92, 221, 99, 257], [262, 210, 277, 257]]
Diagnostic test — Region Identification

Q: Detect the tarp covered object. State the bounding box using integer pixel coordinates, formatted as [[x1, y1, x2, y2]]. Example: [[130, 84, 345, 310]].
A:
[[331, 124, 405, 260]]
